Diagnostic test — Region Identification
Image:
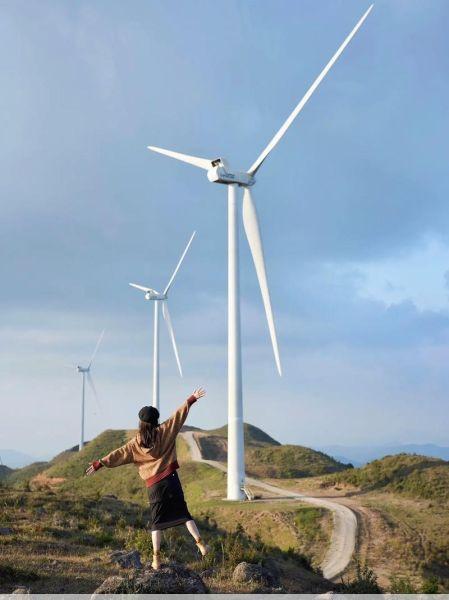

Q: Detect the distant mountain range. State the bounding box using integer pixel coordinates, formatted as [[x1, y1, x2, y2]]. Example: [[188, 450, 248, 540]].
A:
[[2, 440, 449, 470], [317, 443, 449, 466], [0, 449, 39, 468]]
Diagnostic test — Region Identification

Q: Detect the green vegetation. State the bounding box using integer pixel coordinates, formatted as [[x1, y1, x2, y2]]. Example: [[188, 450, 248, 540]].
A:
[[0, 484, 330, 593], [205, 422, 280, 447], [6, 462, 49, 486], [246, 445, 351, 478], [390, 575, 440, 594], [0, 465, 13, 480], [326, 453, 449, 500], [45, 430, 129, 479], [340, 559, 382, 593]]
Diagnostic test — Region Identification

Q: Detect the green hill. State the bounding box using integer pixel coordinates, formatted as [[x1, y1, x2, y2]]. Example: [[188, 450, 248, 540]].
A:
[[246, 445, 351, 478], [205, 423, 281, 447], [326, 453, 449, 500], [5, 462, 49, 485], [195, 424, 349, 478], [0, 465, 13, 480]]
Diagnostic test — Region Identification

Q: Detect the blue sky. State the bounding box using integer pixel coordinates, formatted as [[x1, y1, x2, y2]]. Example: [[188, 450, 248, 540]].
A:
[[1, 0, 449, 458]]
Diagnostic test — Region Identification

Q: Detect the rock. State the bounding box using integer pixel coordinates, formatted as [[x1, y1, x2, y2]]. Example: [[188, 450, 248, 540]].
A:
[[92, 575, 127, 595], [134, 562, 207, 593], [92, 562, 207, 595], [0, 527, 13, 535], [232, 561, 276, 588], [110, 549, 142, 569], [12, 587, 30, 594]]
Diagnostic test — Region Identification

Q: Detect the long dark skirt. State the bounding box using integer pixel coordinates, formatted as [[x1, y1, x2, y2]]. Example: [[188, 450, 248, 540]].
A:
[[147, 470, 193, 531]]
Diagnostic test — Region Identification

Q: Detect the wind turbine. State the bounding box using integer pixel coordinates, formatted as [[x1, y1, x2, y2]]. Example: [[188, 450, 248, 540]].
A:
[[130, 231, 196, 410], [147, 5, 373, 499], [76, 330, 104, 452]]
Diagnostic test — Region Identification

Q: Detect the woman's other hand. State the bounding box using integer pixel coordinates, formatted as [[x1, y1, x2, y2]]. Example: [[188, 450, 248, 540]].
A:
[[193, 387, 206, 399], [85, 460, 102, 476]]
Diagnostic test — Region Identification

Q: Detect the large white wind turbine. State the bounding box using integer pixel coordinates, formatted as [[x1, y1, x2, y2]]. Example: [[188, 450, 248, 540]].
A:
[[76, 330, 104, 452], [130, 231, 196, 410], [147, 6, 373, 499]]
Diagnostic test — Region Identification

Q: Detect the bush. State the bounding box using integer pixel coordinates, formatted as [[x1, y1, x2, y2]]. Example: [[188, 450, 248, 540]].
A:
[[341, 559, 382, 593], [421, 576, 439, 593], [389, 575, 417, 593]]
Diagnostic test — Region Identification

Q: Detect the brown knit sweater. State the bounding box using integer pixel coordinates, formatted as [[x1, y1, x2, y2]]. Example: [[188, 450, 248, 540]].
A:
[[98, 395, 197, 484]]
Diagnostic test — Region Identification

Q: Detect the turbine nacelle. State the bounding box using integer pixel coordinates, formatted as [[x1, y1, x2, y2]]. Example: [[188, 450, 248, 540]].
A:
[[77, 365, 89, 373], [146, 291, 167, 301], [207, 160, 255, 187]]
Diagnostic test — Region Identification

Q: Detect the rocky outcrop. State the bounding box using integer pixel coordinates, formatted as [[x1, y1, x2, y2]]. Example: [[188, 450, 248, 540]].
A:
[[232, 561, 278, 589], [109, 549, 142, 569], [92, 561, 207, 595]]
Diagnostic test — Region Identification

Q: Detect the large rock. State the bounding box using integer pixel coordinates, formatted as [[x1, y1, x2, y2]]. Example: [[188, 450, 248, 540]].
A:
[[92, 575, 126, 595], [93, 562, 207, 595], [110, 549, 142, 569], [232, 561, 276, 587]]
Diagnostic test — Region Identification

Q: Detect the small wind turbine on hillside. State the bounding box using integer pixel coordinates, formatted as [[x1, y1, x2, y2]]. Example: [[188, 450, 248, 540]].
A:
[[75, 330, 104, 452], [129, 231, 196, 410], [147, 6, 373, 499]]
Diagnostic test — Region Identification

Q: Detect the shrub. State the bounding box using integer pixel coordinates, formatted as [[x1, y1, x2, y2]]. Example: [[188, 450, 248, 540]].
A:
[[341, 559, 382, 593]]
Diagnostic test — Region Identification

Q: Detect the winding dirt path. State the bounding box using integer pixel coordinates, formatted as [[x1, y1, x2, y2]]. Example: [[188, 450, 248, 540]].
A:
[[182, 430, 358, 580]]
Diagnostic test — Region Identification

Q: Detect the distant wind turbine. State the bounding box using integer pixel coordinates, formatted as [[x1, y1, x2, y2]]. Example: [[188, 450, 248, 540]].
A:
[[147, 5, 373, 499], [130, 231, 196, 410], [75, 330, 104, 452]]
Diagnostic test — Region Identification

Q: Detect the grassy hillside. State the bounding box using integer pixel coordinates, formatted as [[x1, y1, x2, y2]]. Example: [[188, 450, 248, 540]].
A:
[[325, 454, 449, 501], [205, 423, 280, 447], [195, 426, 349, 478], [0, 465, 13, 480], [0, 428, 337, 593], [246, 445, 351, 478]]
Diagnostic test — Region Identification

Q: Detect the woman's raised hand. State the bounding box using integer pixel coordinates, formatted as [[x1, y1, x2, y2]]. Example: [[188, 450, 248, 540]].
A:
[[85, 463, 96, 476], [193, 387, 206, 399]]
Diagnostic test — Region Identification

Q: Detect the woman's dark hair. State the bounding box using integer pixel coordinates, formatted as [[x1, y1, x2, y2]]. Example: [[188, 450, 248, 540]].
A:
[[138, 405, 160, 449], [139, 420, 158, 450]]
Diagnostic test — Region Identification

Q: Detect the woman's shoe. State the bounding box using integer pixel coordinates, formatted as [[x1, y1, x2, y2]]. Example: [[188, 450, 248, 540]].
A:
[[151, 551, 161, 570], [195, 537, 210, 557]]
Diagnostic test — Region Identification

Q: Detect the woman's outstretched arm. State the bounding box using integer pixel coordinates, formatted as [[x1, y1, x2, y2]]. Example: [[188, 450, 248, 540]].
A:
[[85, 438, 136, 476], [158, 388, 206, 444]]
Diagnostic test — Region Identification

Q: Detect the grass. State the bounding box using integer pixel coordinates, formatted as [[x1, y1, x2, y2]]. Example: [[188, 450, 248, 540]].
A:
[[204, 422, 281, 447], [246, 445, 351, 478], [0, 484, 332, 593], [324, 453, 449, 501], [0, 429, 334, 593]]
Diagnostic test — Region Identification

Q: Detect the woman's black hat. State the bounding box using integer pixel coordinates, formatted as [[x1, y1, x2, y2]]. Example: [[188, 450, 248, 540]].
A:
[[138, 406, 160, 425]]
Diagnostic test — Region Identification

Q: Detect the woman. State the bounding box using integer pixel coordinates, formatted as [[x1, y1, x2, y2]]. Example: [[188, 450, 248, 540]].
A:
[[85, 387, 208, 570]]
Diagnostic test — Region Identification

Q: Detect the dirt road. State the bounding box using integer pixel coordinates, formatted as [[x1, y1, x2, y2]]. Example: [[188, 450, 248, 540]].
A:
[[182, 430, 357, 580]]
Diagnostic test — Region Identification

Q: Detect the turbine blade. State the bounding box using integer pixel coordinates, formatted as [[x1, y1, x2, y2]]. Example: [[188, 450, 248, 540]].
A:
[[87, 371, 102, 412], [248, 4, 374, 176], [163, 231, 196, 295], [147, 146, 212, 171], [129, 283, 153, 293], [242, 188, 282, 376], [88, 330, 105, 369], [162, 302, 183, 377]]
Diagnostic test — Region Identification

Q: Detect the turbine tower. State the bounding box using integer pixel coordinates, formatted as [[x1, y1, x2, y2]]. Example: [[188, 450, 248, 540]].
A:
[[147, 6, 373, 499], [76, 330, 104, 452], [130, 231, 196, 410]]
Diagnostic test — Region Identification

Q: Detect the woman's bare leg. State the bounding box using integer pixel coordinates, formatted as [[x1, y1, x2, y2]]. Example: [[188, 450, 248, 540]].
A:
[[185, 519, 200, 541], [151, 529, 161, 552]]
